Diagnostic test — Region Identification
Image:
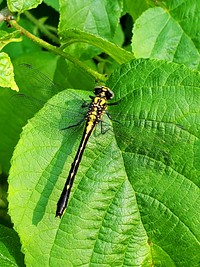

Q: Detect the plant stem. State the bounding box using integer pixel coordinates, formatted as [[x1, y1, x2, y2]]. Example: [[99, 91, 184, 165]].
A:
[[9, 19, 107, 83]]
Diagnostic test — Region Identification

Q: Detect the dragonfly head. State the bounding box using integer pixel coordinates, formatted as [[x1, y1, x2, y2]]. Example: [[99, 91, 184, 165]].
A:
[[94, 86, 114, 100]]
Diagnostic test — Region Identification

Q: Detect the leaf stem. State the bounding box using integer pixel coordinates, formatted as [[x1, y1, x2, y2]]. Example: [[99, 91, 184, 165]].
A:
[[9, 19, 107, 83]]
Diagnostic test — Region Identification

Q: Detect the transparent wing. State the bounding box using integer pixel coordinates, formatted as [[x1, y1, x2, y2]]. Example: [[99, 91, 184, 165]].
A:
[[12, 64, 90, 132], [15, 63, 61, 97]]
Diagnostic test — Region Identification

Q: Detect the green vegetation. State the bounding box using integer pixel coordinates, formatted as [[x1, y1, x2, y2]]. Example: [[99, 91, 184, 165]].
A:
[[0, 0, 199, 266]]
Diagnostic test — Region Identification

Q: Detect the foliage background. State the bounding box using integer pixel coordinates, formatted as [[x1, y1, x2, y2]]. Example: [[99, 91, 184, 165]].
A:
[[0, 0, 199, 266]]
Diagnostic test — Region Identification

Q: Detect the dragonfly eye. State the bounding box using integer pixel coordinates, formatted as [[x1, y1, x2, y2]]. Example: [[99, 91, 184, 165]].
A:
[[105, 89, 114, 100], [94, 86, 103, 95]]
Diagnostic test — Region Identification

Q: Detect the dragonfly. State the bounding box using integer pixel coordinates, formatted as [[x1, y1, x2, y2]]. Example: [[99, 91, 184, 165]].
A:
[[56, 85, 115, 217]]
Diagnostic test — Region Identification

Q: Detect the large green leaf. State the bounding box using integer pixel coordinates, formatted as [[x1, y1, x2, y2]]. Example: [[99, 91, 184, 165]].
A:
[[8, 59, 200, 266], [163, 0, 200, 50], [59, 0, 123, 40], [132, 6, 200, 70], [58, 0, 123, 60]]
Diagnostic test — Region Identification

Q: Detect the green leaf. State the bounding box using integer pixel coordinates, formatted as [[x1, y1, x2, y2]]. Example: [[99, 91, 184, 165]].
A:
[[8, 59, 200, 266], [0, 52, 18, 91], [59, 0, 123, 40], [0, 30, 22, 50], [43, 0, 59, 12], [124, 0, 148, 21], [0, 224, 25, 267], [163, 0, 200, 51], [58, 0, 123, 60], [61, 29, 134, 64], [132, 7, 200, 70], [108, 59, 200, 265], [7, 0, 42, 13]]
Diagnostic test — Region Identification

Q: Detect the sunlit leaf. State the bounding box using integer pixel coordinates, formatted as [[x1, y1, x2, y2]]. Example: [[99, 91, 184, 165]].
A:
[[132, 7, 200, 70], [0, 52, 18, 91], [7, 0, 42, 13], [0, 30, 22, 50], [59, 0, 123, 60], [8, 59, 200, 266]]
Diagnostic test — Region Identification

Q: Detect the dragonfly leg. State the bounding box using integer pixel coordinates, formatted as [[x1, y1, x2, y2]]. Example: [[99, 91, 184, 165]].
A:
[[106, 111, 120, 124], [61, 119, 85, 130]]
